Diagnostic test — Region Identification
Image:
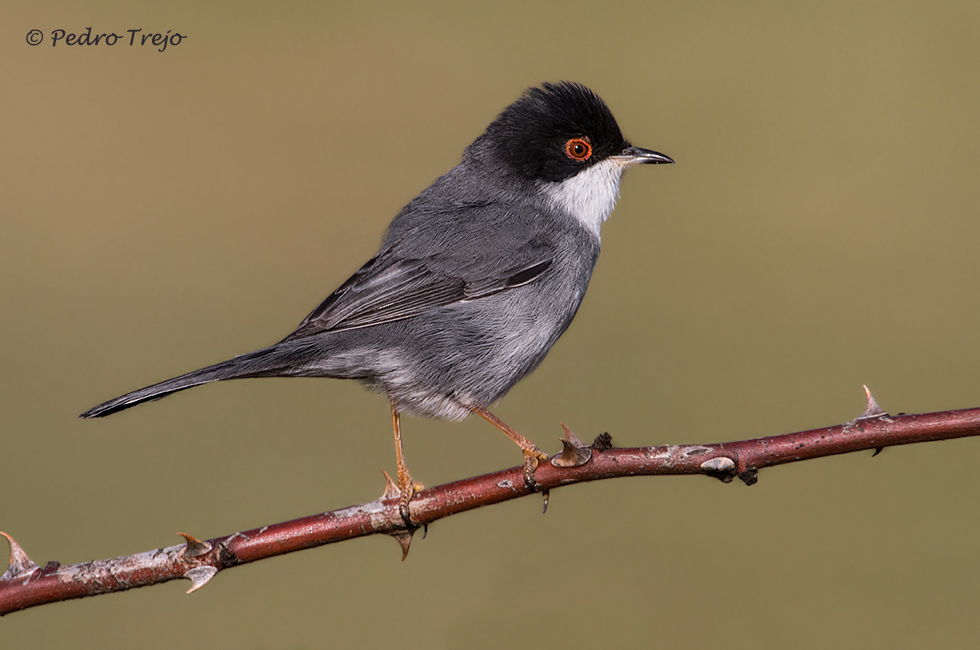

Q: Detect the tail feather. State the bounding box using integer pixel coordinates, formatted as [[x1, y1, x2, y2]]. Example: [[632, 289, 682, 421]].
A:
[[80, 344, 308, 418]]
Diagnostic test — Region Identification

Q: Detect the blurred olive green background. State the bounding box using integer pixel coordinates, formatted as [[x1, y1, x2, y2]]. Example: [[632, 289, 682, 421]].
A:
[[3, 1, 980, 648]]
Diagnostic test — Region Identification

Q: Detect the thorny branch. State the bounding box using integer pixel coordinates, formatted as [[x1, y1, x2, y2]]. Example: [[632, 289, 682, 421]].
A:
[[3, 387, 980, 616]]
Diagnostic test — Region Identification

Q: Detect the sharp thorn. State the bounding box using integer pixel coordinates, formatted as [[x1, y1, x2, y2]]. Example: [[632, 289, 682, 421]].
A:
[[184, 566, 218, 593], [872, 447, 884, 457], [380, 469, 401, 500], [559, 422, 584, 447], [177, 532, 212, 558], [550, 422, 593, 468], [390, 530, 415, 561], [0, 531, 40, 581], [858, 385, 888, 419]]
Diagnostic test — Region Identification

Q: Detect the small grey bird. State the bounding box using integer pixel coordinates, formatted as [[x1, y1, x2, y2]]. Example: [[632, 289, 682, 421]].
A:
[[81, 81, 672, 507]]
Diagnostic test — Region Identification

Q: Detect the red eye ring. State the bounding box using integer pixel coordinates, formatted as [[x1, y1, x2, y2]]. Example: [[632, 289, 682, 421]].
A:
[[564, 137, 592, 161]]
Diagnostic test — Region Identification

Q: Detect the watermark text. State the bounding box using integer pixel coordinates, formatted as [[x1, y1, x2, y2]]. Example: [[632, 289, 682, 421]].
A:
[[26, 28, 187, 53]]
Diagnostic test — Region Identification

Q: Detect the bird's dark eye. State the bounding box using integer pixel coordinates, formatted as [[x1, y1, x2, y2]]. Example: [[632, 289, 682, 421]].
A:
[[564, 137, 592, 162]]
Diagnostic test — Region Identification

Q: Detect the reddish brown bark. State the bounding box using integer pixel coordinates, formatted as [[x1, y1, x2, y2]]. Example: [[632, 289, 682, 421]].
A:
[[3, 400, 979, 616]]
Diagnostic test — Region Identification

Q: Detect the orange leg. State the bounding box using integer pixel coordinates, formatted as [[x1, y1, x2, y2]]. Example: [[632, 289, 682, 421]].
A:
[[472, 407, 549, 488], [391, 402, 423, 520]]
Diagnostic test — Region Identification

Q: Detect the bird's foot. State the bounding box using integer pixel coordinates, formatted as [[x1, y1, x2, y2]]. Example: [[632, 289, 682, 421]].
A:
[[521, 445, 550, 491], [396, 463, 424, 527], [381, 470, 424, 561], [381, 470, 424, 528]]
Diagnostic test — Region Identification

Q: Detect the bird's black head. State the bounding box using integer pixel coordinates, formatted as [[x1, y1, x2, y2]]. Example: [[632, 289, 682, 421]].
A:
[[472, 82, 644, 183]]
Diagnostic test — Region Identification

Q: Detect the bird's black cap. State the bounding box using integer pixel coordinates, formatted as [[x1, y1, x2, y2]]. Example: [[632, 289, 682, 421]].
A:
[[472, 81, 632, 183]]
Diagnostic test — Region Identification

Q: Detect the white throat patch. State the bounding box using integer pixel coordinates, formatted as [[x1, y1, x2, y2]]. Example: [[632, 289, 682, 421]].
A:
[[541, 157, 626, 239]]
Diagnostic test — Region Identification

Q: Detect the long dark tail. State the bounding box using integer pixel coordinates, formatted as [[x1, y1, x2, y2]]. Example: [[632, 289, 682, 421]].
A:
[[80, 343, 316, 418]]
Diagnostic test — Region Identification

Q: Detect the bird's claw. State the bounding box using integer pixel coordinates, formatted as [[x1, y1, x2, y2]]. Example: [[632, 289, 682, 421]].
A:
[[397, 479, 424, 529], [382, 470, 423, 529], [522, 447, 549, 491]]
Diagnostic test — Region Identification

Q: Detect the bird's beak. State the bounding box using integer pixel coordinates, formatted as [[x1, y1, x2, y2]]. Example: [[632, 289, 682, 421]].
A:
[[613, 146, 674, 166]]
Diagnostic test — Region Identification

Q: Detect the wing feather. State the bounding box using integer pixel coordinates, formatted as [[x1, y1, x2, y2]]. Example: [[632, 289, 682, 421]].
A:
[[281, 249, 553, 341], [280, 204, 559, 342]]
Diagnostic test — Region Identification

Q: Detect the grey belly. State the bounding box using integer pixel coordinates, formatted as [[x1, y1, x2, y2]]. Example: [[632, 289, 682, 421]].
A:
[[301, 276, 585, 420]]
